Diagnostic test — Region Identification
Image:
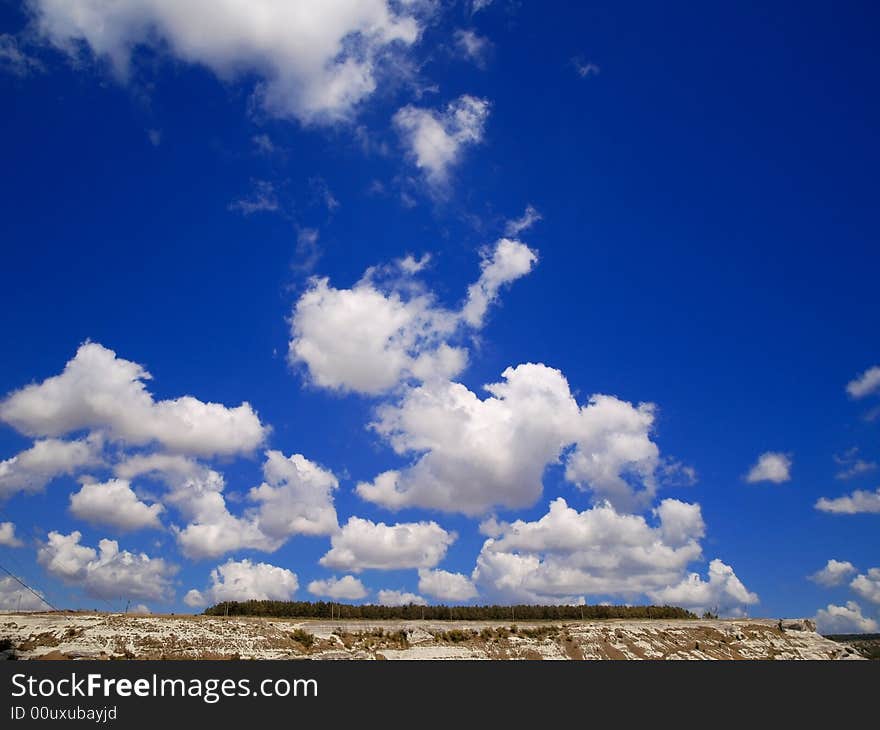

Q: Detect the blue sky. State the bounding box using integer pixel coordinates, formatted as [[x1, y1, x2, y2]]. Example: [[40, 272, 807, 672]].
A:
[[0, 1, 878, 630]]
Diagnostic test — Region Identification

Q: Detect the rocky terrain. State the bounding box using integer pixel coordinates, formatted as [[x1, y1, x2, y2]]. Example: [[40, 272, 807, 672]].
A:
[[0, 612, 867, 660]]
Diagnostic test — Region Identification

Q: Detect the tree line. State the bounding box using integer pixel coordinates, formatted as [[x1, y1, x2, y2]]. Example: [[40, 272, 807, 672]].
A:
[[203, 600, 696, 620]]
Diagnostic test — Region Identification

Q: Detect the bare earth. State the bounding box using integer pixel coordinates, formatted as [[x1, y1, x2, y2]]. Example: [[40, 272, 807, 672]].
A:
[[0, 612, 864, 660]]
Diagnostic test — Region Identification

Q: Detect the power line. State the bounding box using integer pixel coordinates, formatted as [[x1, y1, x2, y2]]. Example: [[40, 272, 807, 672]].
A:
[[0, 562, 59, 612]]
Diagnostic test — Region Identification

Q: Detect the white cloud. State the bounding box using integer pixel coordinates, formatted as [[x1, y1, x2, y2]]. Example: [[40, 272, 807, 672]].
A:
[[69, 478, 164, 532], [29, 0, 420, 124], [377, 589, 426, 606], [815, 487, 880, 515], [114, 451, 336, 559], [810, 559, 857, 587], [850, 568, 880, 605], [470, 0, 493, 13], [359, 364, 662, 514], [834, 449, 877, 480], [248, 451, 339, 539], [129, 603, 151, 614], [0, 33, 45, 76], [320, 516, 455, 572], [228, 179, 279, 215], [470, 497, 754, 615], [184, 559, 298, 606], [307, 575, 368, 601], [418, 569, 478, 602], [394, 95, 490, 188], [745, 451, 792, 484], [0, 342, 268, 458], [0, 576, 48, 611], [0, 521, 23, 548], [0, 435, 101, 499], [504, 205, 542, 238], [289, 240, 535, 395], [472, 497, 713, 604], [647, 560, 759, 617], [572, 58, 600, 78], [846, 365, 880, 399], [461, 239, 538, 327], [815, 601, 879, 634], [453, 29, 490, 68], [37, 530, 176, 602]]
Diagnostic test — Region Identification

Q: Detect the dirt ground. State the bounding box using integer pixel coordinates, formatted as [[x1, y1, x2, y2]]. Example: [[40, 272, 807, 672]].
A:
[[0, 612, 865, 660]]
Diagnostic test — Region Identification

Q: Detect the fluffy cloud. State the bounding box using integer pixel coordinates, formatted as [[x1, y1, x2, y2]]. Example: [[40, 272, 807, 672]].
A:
[[850, 568, 880, 605], [745, 452, 792, 484], [647, 560, 759, 616], [0, 436, 102, 499], [0, 576, 48, 611], [394, 95, 489, 187], [461, 239, 537, 327], [248, 451, 339, 539], [359, 364, 662, 514], [289, 240, 535, 395], [28, 0, 420, 124], [471, 497, 754, 614], [320, 516, 455, 572], [307, 575, 368, 601], [184, 559, 298, 607], [0, 343, 267, 457], [68, 478, 164, 532], [815, 601, 878, 634], [815, 487, 880, 515], [114, 450, 337, 559], [418, 569, 478, 602], [377, 589, 427, 606], [0, 521, 23, 547], [37, 530, 176, 602], [810, 559, 857, 587], [846, 365, 880, 399], [0, 33, 45, 76]]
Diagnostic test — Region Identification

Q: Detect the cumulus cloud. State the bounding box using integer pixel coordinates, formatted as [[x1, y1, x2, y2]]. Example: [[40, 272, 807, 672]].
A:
[[745, 452, 792, 484], [0, 522, 23, 547], [28, 0, 420, 124], [183, 559, 298, 607], [0, 342, 267, 458], [815, 487, 880, 515], [815, 601, 878, 634], [0, 576, 48, 611], [846, 365, 880, 399], [289, 239, 535, 395], [418, 569, 478, 602], [114, 450, 337, 559], [377, 589, 426, 606], [37, 530, 176, 602], [0, 435, 101, 499], [69, 478, 164, 531], [320, 516, 455, 572], [647, 560, 759, 616], [248, 451, 339, 539], [850, 568, 880, 605], [810, 559, 857, 587], [394, 95, 490, 188], [470, 496, 753, 614], [359, 364, 662, 515], [307, 575, 367, 601]]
